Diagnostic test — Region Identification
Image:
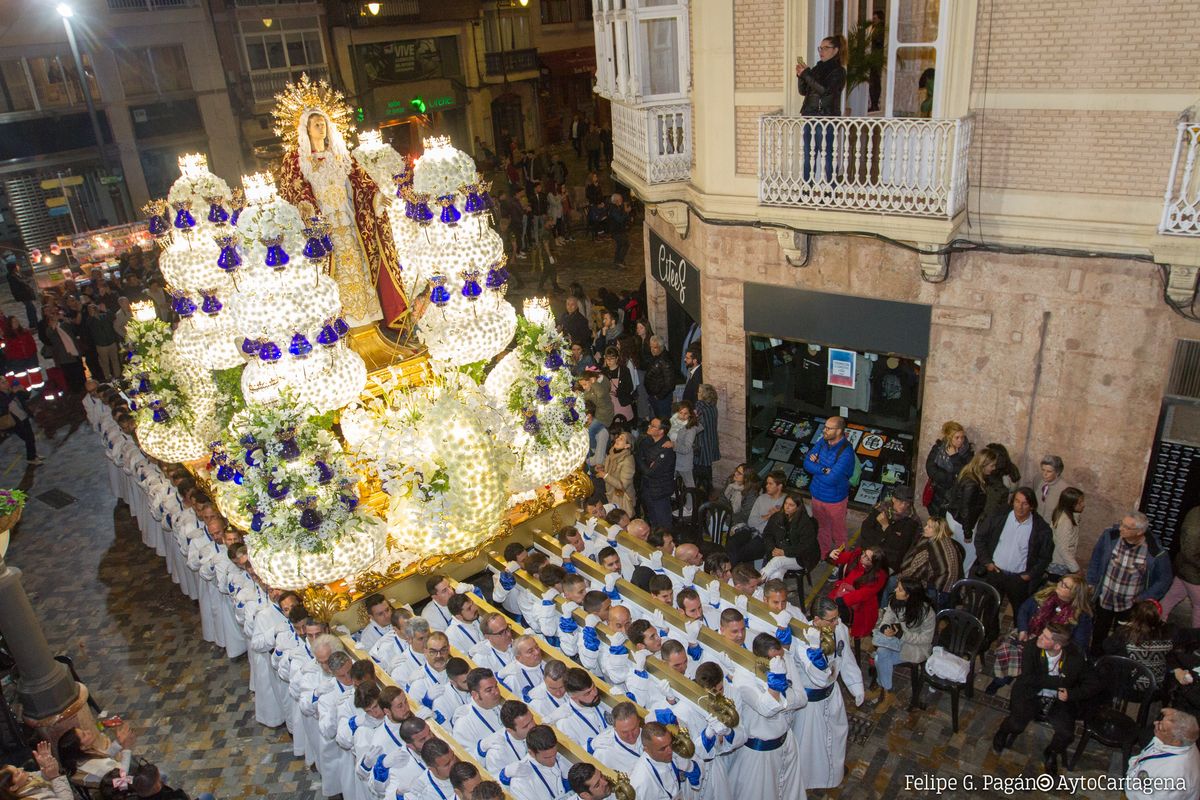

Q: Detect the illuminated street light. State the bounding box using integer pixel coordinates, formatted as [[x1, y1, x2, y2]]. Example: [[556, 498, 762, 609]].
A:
[[367, 2, 381, 14], [55, 3, 73, 17]]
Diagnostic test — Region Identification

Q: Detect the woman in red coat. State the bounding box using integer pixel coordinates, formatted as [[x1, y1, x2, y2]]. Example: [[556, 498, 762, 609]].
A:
[[827, 544, 889, 639]]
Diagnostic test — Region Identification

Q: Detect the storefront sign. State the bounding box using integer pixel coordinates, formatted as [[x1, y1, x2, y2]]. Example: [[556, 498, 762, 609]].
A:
[[827, 348, 856, 389], [649, 230, 700, 321]]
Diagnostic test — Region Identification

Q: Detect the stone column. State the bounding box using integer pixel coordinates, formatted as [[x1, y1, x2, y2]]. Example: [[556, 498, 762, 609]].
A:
[[0, 553, 80, 720]]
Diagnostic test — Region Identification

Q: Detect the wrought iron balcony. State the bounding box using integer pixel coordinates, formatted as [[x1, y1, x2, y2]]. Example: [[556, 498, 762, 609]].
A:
[[611, 101, 691, 185], [759, 114, 974, 219]]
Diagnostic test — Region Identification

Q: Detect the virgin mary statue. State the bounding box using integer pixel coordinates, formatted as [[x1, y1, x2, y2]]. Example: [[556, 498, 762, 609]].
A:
[[271, 74, 408, 331]]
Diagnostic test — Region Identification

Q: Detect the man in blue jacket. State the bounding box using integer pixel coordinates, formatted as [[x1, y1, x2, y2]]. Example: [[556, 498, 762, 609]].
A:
[[1086, 511, 1173, 656], [802, 416, 856, 558], [636, 417, 676, 529]]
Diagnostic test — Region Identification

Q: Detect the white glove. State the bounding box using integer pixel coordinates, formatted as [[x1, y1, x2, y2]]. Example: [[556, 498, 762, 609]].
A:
[[425, 682, 446, 699], [609, 632, 628, 648], [768, 655, 787, 674], [647, 550, 663, 569], [772, 610, 792, 628], [454, 582, 473, 594], [649, 610, 667, 631], [561, 543, 577, 560], [853, 691, 865, 707], [604, 572, 620, 592], [684, 619, 703, 644], [506, 560, 521, 574], [632, 649, 651, 669], [734, 594, 748, 613], [333, 624, 352, 636], [547, 553, 564, 567], [541, 587, 560, 603], [561, 600, 580, 617], [706, 580, 723, 603], [658, 677, 678, 703], [682, 565, 700, 585], [504, 759, 532, 780], [585, 614, 601, 629], [704, 713, 731, 739]]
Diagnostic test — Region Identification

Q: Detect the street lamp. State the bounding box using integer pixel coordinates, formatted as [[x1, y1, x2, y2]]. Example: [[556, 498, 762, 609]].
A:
[[56, 3, 121, 220], [366, 2, 381, 14]]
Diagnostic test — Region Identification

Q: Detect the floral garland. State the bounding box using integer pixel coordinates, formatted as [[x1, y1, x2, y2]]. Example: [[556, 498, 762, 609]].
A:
[[167, 172, 232, 219], [506, 316, 582, 449], [235, 196, 305, 247], [353, 140, 408, 196], [219, 396, 370, 557], [122, 319, 195, 432]]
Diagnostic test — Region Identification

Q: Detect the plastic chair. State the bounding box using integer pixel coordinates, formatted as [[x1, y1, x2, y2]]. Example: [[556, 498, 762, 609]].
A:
[[698, 501, 731, 546], [949, 578, 1001, 667], [918, 609, 986, 732], [1068, 655, 1158, 770]]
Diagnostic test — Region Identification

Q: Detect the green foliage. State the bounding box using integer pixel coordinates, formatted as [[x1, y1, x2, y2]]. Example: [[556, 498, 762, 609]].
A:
[[845, 21, 886, 93], [213, 365, 246, 431], [458, 360, 489, 385]]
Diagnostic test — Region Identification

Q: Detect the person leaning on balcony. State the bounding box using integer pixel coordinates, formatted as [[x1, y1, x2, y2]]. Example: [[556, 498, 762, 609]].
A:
[[795, 35, 847, 184]]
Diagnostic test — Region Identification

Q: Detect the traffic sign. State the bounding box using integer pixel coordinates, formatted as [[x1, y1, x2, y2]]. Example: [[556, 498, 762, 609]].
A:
[[40, 176, 84, 190], [48, 206, 72, 217], [45, 196, 68, 208]]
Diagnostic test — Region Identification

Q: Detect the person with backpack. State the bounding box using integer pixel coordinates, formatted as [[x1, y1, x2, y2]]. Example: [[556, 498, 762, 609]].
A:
[[803, 416, 857, 558]]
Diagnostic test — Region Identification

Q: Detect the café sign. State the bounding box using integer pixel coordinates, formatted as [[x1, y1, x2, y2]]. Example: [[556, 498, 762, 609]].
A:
[[649, 229, 701, 320]]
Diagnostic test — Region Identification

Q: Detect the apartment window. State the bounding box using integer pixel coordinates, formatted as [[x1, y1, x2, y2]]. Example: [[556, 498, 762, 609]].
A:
[[483, 10, 533, 52], [25, 53, 100, 109], [541, 0, 572, 24], [594, 0, 688, 104], [240, 17, 326, 74], [116, 45, 192, 98], [0, 61, 36, 113]]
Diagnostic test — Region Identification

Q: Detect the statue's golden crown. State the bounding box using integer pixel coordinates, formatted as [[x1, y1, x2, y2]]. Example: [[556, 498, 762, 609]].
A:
[[270, 72, 355, 151]]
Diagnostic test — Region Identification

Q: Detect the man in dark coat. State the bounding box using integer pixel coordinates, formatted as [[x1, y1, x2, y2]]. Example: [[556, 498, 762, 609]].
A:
[[992, 623, 1102, 775], [857, 485, 921, 573], [636, 417, 676, 529], [973, 487, 1055, 618]]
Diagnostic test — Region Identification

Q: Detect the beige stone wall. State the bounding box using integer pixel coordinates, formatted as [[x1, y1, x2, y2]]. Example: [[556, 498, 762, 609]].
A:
[[734, 0, 787, 90], [644, 212, 1194, 551], [971, 0, 1200, 92], [971, 108, 1180, 197], [734, 105, 776, 175]]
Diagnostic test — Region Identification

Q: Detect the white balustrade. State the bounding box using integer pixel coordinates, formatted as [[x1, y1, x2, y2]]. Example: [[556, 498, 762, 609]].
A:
[[759, 114, 974, 218], [611, 101, 691, 185], [1160, 122, 1200, 236]]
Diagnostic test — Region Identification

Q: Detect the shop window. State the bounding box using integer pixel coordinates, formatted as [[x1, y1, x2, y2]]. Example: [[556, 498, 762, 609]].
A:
[[594, 0, 689, 105], [116, 45, 191, 98], [0, 60, 36, 113], [541, 0, 572, 24], [747, 335, 922, 506]]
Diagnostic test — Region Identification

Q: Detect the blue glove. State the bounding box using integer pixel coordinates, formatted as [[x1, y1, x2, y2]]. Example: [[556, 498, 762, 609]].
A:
[[678, 760, 702, 787], [766, 671, 790, 694], [347, 716, 358, 733], [806, 647, 828, 671], [687, 642, 703, 662], [582, 626, 601, 652], [608, 643, 629, 656], [654, 708, 677, 726], [499, 571, 516, 591], [559, 616, 579, 634], [564, 563, 577, 574], [776, 626, 793, 647], [605, 588, 621, 601], [373, 754, 389, 783]]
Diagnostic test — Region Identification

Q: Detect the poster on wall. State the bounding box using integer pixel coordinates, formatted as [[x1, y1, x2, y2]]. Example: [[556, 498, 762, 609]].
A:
[[827, 348, 856, 389]]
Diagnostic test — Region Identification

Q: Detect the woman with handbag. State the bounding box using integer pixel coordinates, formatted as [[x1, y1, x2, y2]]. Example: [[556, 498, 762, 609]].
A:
[[924, 420, 973, 516], [601, 347, 635, 425], [0, 379, 41, 464], [868, 577, 935, 708]]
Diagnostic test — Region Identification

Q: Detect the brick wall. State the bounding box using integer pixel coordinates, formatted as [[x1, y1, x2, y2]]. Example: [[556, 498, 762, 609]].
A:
[[972, 0, 1200, 92], [734, 0, 786, 90], [643, 212, 1195, 554], [971, 108, 1180, 197], [734, 105, 775, 175]]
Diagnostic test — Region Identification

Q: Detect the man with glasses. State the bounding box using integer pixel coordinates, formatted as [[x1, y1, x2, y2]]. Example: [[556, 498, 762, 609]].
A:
[[636, 417, 677, 529], [1086, 512, 1173, 656], [1125, 708, 1200, 799], [802, 415, 856, 558], [408, 632, 452, 721], [471, 612, 517, 673]]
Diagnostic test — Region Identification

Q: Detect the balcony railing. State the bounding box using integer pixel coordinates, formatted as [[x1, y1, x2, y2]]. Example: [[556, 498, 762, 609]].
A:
[[107, 0, 196, 10], [249, 66, 329, 104], [346, 0, 420, 24], [611, 102, 691, 185], [759, 114, 974, 219], [1160, 122, 1200, 236], [484, 49, 539, 78]]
